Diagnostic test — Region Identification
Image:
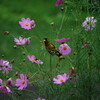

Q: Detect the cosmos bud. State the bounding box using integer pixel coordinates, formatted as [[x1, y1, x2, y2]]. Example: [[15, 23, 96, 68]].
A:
[[15, 72, 18, 76], [13, 45, 17, 49], [64, 1, 68, 5], [60, 7, 64, 11], [7, 78, 12, 86], [50, 22, 54, 26], [70, 67, 75, 76], [3, 31, 9, 35], [73, 52, 77, 55], [1, 55, 4, 58], [10, 59, 14, 63]]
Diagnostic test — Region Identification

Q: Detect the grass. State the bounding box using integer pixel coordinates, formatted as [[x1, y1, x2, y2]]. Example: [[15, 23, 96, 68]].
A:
[[0, 0, 100, 100]]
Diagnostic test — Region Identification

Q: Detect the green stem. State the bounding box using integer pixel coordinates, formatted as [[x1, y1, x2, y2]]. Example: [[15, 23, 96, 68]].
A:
[[50, 54, 53, 80], [56, 5, 67, 38]]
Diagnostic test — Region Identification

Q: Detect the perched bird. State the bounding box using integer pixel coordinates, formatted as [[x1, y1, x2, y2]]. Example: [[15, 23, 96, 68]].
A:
[[44, 38, 64, 60]]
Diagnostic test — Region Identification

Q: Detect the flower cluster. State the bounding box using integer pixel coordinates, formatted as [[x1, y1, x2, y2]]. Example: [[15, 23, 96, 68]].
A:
[[14, 36, 30, 45], [82, 17, 97, 31], [27, 55, 43, 65], [0, 59, 12, 74]]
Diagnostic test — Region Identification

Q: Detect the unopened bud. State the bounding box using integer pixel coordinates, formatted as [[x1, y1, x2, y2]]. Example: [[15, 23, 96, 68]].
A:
[[50, 22, 54, 26], [60, 7, 64, 11], [22, 52, 26, 55], [73, 52, 77, 55], [15, 72, 18, 76], [7, 78, 12, 86], [10, 59, 14, 63], [23, 59, 26, 62], [13, 45, 17, 49], [64, 1, 68, 5], [1, 55, 4, 58], [70, 67, 75, 76], [3, 31, 9, 35]]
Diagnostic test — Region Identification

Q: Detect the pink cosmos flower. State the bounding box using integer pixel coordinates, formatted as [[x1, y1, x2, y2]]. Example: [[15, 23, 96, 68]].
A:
[[0, 79, 12, 93], [35, 59, 43, 65], [19, 18, 35, 30], [58, 43, 71, 55], [82, 17, 97, 31], [0, 86, 12, 93], [56, 0, 64, 6], [55, 38, 70, 43], [0, 59, 12, 74], [14, 36, 26, 45], [27, 55, 36, 63], [53, 73, 69, 84], [0, 59, 9, 66], [15, 74, 28, 90], [1, 64, 12, 74], [27, 55, 43, 64], [35, 97, 46, 100]]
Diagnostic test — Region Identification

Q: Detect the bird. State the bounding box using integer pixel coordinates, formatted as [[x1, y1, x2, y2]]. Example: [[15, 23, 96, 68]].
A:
[[44, 38, 64, 60]]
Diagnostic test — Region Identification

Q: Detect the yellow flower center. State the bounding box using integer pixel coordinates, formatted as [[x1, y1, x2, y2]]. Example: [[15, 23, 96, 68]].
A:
[[25, 23, 29, 26], [19, 41, 23, 43], [63, 46, 67, 50], [31, 59, 36, 62], [60, 79, 64, 82], [21, 80, 25, 84]]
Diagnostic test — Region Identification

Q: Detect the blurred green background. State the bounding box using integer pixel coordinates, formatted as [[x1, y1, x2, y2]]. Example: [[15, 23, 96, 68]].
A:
[[0, 0, 99, 72]]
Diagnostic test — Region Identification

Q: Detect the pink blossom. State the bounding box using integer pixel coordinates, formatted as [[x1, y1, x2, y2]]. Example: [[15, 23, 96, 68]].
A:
[[0, 86, 12, 93], [14, 36, 26, 45], [35, 59, 43, 65], [0, 59, 9, 66], [27, 55, 36, 63], [58, 43, 71, 55], [19, 18, 36, 30], [82, 17, 97, 31], [0, 59, 12, 74], [0, 79, 12, 93], [53, 73, 69, 84], [27, 55, 43, 64], [15, 74, 28, 90], [35, 97, 46, 100], [1, 64, 12, 74], [56, 0, 64, 6], [55, 38, 70, 43]]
